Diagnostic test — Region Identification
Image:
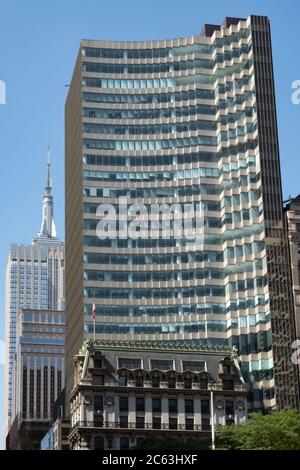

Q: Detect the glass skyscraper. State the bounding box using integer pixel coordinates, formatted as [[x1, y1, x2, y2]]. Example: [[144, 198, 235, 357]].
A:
[[65, 16, 299, 411]]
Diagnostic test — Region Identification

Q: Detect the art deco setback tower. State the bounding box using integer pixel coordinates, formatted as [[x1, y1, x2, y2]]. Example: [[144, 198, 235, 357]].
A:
[[4, 150, 65, 438], [65, 16, 299, 411]]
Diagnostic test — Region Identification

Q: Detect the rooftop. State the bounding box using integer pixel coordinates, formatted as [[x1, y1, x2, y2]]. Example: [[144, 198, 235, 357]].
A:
[[78, 339, 235, 357]]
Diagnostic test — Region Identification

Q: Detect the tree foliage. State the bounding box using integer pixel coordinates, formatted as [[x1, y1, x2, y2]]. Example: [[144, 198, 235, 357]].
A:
[[135, 435, 210, 450], [216, 411, 300, 450]]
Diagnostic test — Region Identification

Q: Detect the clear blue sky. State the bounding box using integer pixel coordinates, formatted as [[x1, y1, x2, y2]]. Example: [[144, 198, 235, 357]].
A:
[[0, 0, 300, 441]]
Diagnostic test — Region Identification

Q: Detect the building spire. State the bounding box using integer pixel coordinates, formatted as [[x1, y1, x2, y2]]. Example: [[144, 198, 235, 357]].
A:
[[37, 147, 57, 240], [46, 145, 52, 194]]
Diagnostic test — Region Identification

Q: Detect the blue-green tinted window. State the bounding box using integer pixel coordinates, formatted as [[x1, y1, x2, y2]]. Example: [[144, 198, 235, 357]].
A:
[[151, 360, 173, 370]]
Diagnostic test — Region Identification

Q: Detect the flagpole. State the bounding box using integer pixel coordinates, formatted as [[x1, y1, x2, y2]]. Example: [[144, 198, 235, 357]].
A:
[[92, 303, 96, 342], [210, 384, 215, 450]]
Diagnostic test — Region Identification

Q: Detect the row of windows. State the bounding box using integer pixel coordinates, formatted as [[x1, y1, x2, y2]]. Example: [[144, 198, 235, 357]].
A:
[[117, 358, 205, 371], [83, 276, 268, 301], [83, 224, 264, 248], [83, 186, 259, 203], [83, 104, 216, 120], [21, 337, 65, 345], [23, 312, 65, 324], [84, 108, 255, 128], [83, 120, 217, 135], [82, 31, 250, 60], [84, 285, 225, 299], [83, 86, 253, 111], [83, 208, 263, 233], [83, 135, 217, 151], [116, 397, 210, 413], [83, 169, 259, 185], [82, 43, 213, 59], [83, 262, 265, 283], [83, 121, 256, 139], [83, 152, 218, 167], [83, 88, 215, 105], [82, 61, 252, 90], [23, 325, 64, 334], [83, 152, 257, 171], [82, 45, 251, 75], [83, 298, 270, 318], [82, 58, 211, 74], [83, 141, 258, 170], [85, 313, 270, 330], [84, 268, 223, 282], [84, 250, 224, 265]]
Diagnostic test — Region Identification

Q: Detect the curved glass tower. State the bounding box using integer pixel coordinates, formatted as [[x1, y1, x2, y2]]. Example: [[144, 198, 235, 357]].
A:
[[65, 15, 299, 411]]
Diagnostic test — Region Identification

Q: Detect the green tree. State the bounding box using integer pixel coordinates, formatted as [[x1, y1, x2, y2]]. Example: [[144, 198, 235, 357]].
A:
[[135, 436, 210, 450], [216, 411, 300, 450]]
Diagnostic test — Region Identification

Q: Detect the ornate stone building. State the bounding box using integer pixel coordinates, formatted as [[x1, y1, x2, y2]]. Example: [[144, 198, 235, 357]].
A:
[[68, 340, 247, 450]]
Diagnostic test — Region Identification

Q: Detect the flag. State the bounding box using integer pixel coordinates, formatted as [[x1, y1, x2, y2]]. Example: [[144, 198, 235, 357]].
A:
[[92, 303, 96, 319]]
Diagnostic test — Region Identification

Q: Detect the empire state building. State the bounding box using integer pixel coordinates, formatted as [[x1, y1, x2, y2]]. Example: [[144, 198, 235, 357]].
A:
[[3, 149, 65, 440]]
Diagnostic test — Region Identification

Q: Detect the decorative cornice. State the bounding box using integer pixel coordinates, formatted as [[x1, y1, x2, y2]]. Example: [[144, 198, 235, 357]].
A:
[[77, 339, 233, 357]]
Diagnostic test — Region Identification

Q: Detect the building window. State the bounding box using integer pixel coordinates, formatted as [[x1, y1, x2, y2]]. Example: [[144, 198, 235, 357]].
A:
[[119, 397, 128, 412], [182, 361, 205, 372], [169, 417, 178, 429], [202, 418, 210, 430], [151, 359, 173, 370], [151, 377, 160, 388], [153, 417, 161, 429], [118, 358, 141, 369], [168, 377, 176, 388], [120, 437, 129, 449], [94, 359, 102, 369], [199, 377, 208, 390], [152, 398, 161, 413], [136, 397, 145, 412], [185, 418, 194, 430], [185, 399, 194, 413], [225, 400, 235, 418], [94, 436, 104, 450], [136, 416, 145, 429], [119, 374, 127, 386], [119, 415, 128, 429], [201, 400, 210, 414], [92, 375, 104, 385], [94, 415, 103, 427], [222, 364, 231, 374], [184, 377, 192, 389], [168, 398, 177, 413], [135, 376, 144, 387], [223, 379, 234, 391], [94, 396, 103, 411]]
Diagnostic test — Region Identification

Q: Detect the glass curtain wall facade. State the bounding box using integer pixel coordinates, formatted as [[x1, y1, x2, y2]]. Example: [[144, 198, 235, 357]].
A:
[[15, 309, 65, 424], [65, 16, 299, 411]]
